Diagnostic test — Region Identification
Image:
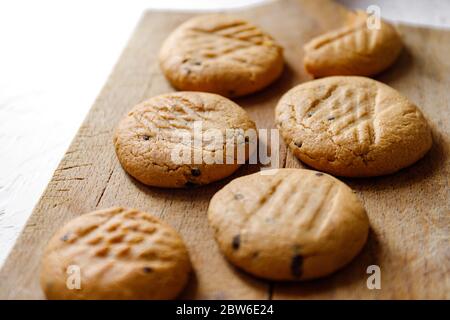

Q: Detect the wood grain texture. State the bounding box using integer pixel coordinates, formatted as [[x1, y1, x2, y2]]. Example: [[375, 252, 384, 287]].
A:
[[0, 0, 448, 299]]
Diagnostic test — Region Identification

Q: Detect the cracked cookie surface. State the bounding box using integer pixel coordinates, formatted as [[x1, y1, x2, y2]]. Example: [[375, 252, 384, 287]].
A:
[[159, 14, 284, 97], [114, 91, 256, 188], [275, 76, 432, 177], [40, 207, 191, 299], [208, 169, 369, 280], [304, 11, 402, 77]]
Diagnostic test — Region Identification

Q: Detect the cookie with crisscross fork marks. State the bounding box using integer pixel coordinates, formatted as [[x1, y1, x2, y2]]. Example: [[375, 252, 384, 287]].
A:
[[40, 207, 191, 299], [208, 169, 369, 280], [114, 92, 256, 187], [275, 76, 432, 177], [304, 11, 402, 77], [159, 14, 284, 97]]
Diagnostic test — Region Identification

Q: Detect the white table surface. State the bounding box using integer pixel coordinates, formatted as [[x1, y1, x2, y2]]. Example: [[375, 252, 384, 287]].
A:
[[1, 0, 449, 267]]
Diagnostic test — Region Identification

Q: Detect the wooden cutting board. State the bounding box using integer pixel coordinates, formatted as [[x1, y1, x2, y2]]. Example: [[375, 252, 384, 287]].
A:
[[0, 0, 448, 299]]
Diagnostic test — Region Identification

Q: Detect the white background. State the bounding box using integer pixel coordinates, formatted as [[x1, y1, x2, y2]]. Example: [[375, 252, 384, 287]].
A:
[[1, 0, 449, 267]]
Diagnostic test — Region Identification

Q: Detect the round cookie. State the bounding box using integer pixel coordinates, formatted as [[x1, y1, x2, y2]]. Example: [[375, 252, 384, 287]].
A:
[[275, 76, 432, 177], [114, 92, 257, 188], [208, 169, 369, 281], [159, 14, 284, 97], [40, 207, 191, 300], [303, 11, 402, 77]]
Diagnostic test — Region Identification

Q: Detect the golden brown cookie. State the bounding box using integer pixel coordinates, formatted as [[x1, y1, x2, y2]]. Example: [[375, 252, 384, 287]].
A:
[[304, 11, 402, 77], [40, 207, 191, 300], [208, 169, 369, 281], [275, 76, 432, 177], [114, 92, 256, 188], [159, 14, 284, 97]]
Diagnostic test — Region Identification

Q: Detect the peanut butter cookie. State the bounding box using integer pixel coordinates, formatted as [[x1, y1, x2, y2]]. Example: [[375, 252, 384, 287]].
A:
[[208, 169, 369, 280], [40, 207, 191, 299], [275, 76, 432, 177], [114, 92, 256, 188], [304, 11, 402, 77], [159, 14, 284, 97]]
